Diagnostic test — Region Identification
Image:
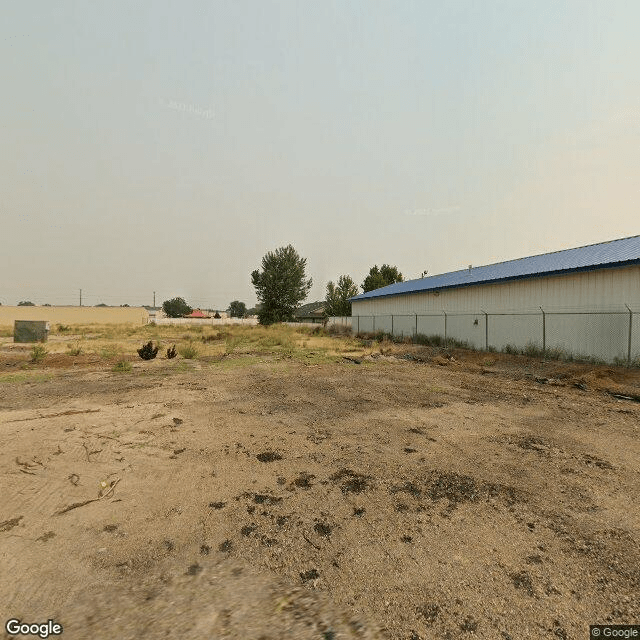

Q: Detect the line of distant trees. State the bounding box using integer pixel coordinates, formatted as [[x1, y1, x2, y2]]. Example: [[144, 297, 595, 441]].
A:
[[6, 254, 404, 326], [250, 244, 404, 324]]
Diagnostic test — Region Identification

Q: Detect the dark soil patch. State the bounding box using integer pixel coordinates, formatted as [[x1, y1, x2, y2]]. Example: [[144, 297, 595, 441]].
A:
[[300, 569, 320, 582], [314, 522, 332, 538], [353, 507, 365, 517], [36, 531, 56, 542], [515, 435, 549, 453], [209, 501, 226, 509], [251, 493, 283, 505], [200, 545, 210, 555], [460, 616, 479, 633], [425, 471, 519, 508], [0, 516, 23, 532], [218, 540, 233, 552], [292, 472, 315, 488], [403, 448, 417, 453], [261, 536, 277, 547], [103, 524, 118, 533], [582, 454, 614, 470], [186, 563, 202, 576], [330, 468, 372, 494], [417, 603, 440, 624], [276, 516, 288, 526], [390, 481, 422, 498], [401, 535, 413, 543], [241, 524, 257, 537], [256, 451, 283, 463], [510, 570, 535, 596], [525, 554, 543, 565]]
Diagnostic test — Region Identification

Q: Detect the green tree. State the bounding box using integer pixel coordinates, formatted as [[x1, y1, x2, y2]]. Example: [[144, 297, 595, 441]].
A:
[[325, 275, 359, 317], [251, 245, 312, 325], [361, 264, 404, 293], [228, 300, 247, 318], [162, 297, 193, 318], [18, 300, 35, 306]]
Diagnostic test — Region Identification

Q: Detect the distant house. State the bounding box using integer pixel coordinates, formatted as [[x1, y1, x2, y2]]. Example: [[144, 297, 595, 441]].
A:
[[184, 309, 210, 318], [294, 301, 326, 323], [143, 306, 165, 321]]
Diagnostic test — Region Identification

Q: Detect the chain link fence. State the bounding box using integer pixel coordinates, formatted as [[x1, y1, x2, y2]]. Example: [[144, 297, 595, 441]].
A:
[[327, 308, 640, 365]]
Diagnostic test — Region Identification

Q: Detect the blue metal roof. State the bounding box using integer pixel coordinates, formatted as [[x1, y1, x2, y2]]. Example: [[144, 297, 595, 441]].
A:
[[351, 235, 640, 301]]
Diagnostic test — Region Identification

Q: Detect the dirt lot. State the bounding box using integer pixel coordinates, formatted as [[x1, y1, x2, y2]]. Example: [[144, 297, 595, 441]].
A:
[[1, 326, 639, 639]]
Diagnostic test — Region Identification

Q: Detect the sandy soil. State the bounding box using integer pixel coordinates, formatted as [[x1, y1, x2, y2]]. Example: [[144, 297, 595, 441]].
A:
[[1, 342, 639, 639]]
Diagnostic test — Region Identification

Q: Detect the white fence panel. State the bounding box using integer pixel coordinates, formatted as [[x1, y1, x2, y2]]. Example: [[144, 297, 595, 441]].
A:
[[391, 315, 416, 338], [326, 316, 352, 329], [489, 314, 542, 351], [153, 317, 258, 326], [632, 312, 640, 363], [546, 313, 629, 362], [417, 315, 445, 337], [446, 314, 485, 349]]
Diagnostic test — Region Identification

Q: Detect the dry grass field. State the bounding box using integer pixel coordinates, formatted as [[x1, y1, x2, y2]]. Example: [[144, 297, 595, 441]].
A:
[[1, 323, 639, 639]]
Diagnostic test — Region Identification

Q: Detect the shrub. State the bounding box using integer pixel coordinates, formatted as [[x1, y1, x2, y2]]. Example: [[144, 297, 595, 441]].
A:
[[113, 360, 132, 372], [414, 333, 446, 347], [326, 324, 352, 336], [57, 324, 70, 333], [67, 342, 83, 356], [523, 342, 544, 358], [30, 345, 47, 363], [202, 331, 227, 342], [179, 343, 199, 359], [225, 337, 242, 354], [166, 345, 177, 359], [137, 341, 159, 360]]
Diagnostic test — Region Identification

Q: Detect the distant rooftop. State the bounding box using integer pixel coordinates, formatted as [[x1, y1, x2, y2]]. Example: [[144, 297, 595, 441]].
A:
[[352, 235, 640, 301]]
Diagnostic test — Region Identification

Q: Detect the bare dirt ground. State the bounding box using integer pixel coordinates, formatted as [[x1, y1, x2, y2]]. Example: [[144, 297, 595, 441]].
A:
[[1, 328, 639, 639]]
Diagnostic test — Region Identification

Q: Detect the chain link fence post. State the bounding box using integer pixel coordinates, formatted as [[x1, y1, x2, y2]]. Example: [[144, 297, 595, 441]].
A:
[[626, 304, 633, 366], [482, 311, 488, 350], [540, 306, 546, 355]]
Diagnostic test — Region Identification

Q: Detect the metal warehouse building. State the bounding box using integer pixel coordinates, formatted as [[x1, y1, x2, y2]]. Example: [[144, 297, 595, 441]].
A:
[[350, 235, 640, 364]]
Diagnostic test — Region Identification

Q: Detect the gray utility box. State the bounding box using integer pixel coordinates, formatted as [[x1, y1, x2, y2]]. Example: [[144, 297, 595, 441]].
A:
[[14, 320, 50, 343]]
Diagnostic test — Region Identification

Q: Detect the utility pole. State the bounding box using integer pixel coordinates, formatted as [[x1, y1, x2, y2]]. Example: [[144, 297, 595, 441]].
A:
[[79, 289, 82, 307], [153, 291, 156, 307]]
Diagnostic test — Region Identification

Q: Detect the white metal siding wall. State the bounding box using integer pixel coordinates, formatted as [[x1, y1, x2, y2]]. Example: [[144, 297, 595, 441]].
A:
[[352, 265, 640, 316], [351, 265, 640, 362]]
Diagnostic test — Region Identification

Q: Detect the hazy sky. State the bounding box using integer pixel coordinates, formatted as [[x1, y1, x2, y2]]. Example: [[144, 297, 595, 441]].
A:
[[2, 1, 639, 308]]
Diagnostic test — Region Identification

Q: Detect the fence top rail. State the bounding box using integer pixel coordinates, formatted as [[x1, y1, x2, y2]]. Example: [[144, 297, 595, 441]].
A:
[[356, 310, 635, 317]]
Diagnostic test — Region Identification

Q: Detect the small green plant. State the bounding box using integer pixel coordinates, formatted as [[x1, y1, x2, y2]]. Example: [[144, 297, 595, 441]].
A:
[[112, 360, 132, 372], [57, 324, 70, 333], [30, 345, 48, 363], [179, 343, 199, 359], [137, 341, 159, 360], [100, 345, 123, 359], [166, 345, 177, 359]]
